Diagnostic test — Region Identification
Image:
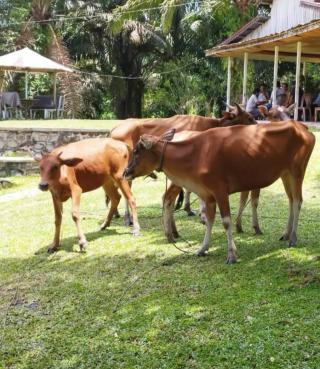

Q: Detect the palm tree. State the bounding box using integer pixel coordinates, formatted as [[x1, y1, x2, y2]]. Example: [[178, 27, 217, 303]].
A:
[[15, 0, 84, 118]]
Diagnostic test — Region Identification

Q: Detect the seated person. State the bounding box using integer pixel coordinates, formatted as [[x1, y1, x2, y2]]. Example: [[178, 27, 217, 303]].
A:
[[246, 88, 266, 118], [287, 80, 304, 107]]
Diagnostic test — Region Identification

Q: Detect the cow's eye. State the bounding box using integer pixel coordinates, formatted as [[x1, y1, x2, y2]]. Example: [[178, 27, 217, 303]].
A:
[[52, 164, 59, 170]]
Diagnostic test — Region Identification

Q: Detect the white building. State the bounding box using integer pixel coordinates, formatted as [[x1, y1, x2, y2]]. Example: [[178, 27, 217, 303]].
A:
[[206, 0, 320, 119]]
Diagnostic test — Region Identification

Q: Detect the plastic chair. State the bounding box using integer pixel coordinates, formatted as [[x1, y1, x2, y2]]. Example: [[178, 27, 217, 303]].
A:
[[45, 95, 65, 119], [298, 93, 312, 121]]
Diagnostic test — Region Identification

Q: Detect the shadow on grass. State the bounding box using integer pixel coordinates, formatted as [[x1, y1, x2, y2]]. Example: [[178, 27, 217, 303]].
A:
[[1, 187, 320, 368]]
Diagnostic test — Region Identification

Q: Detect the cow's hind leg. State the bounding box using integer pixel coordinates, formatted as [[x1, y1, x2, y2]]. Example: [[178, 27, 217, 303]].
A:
[[106, 194, 120, 218], [70, 186, 87, 251], [236, 191, 249, 233], [163, 184, 181, 242], [196, 200, 216, 256], [184, 190, 196, 216], [216, 191, 237, 264], [100, 182, 121, 230], [48, 193, 63, 253], [251, 189, 262, 235], [117, 179, 140, 236], [280, 174, 294, 242], [283, 174, 303, 247]]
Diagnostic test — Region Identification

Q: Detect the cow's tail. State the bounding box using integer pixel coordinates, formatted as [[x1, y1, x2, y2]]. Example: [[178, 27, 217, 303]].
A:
[[175, 189, 184, 210]]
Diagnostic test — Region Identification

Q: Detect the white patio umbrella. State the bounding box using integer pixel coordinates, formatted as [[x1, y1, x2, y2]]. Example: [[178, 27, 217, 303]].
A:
[[0, 47, 73, 102]]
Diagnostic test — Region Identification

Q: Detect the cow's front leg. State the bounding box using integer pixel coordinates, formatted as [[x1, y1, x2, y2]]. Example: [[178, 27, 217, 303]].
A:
[[199, 199, 207, 225], [48, 193, 63, 253], [163, 184, 182, 242], [196, 200, 216, 256], [71, 186, 87, 251]]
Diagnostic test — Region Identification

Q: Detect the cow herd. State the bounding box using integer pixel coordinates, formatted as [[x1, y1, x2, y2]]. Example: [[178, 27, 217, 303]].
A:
[[35, 104, 315, 264]]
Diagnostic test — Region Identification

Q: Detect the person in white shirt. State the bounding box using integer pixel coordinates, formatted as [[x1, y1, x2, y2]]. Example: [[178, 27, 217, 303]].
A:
[[246, 88, 265, 118]]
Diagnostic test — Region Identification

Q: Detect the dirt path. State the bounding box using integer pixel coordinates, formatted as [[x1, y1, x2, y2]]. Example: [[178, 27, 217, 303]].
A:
[[0, 188, 40, 203]]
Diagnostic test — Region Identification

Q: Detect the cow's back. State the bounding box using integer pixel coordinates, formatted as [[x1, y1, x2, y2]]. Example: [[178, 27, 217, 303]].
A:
[[56, 138, 130, 193], [111, 115, 218, 149], [176, 121, 314, 194]]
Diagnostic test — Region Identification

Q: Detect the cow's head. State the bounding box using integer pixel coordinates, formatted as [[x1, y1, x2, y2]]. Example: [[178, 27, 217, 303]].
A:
[[124, 129, 175, 180], [221, 103, 257, 126], [258, 104, 294, 122], [34, 152, 83, 191]]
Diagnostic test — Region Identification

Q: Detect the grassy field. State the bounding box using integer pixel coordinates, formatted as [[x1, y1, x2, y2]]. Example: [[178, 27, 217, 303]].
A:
[[1, 133, 320, 369], [0, 119, 120, 130]]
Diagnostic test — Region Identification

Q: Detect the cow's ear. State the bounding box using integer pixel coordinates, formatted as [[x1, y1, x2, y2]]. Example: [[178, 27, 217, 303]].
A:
[[60, 156, 83, 167], [222, 111, 235, 119], [140, 136, 153, 150], [160, 128, 175, 141], [234, 103, 243, 114]]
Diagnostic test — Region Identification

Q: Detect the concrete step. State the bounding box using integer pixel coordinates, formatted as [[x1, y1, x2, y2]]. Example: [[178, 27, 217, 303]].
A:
[[0, 156, 38, 177]]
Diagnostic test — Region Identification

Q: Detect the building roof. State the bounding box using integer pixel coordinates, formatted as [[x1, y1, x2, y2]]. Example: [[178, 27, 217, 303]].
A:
[[219, 15, 270, 46], [206, 18, 320, 63], [0, 47, 73, 73]]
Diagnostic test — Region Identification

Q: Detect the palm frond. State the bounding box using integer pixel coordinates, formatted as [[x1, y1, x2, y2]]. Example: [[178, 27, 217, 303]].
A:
[[108, 0, 163, 35], [48, 25, 84, 118]]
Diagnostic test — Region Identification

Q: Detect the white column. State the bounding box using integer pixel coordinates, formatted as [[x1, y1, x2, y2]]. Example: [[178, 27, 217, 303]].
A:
[[25, 72, 29, 99], [53, 73, 57, 106], [242, 52, 248, 106], [272, 46, 279, 107], [227, 56, 232, 111], [294, 41, 302, 120]]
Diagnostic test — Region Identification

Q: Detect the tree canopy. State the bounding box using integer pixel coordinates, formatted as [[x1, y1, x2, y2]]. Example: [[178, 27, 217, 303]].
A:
[[0, 0, 298, 119]]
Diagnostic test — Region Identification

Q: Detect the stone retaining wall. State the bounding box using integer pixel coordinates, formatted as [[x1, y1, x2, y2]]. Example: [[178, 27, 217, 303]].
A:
[[0, 157, 39, 177], [0, 127, 110, 154], [0, 126, 111, 177]]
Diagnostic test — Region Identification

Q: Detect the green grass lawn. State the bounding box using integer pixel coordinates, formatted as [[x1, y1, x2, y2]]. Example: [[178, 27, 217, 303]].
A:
[[0, 119, 120, 130], [1, 133, 320, 369]]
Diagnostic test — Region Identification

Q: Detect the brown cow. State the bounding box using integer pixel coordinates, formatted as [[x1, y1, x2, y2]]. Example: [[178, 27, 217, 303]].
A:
[[36, 138, 140, 253], [123, 121, 315, 263], [111, 105, 257, 221]]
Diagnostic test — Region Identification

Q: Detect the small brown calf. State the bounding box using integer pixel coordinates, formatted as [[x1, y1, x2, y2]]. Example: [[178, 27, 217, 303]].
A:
[[36, 138, 140, 252]]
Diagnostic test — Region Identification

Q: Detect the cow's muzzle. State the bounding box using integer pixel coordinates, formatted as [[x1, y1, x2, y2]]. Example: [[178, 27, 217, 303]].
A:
[[39, 182, 49, 191]]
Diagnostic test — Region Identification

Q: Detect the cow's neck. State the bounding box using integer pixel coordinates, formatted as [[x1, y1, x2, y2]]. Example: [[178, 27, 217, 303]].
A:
[[151, 140, 193, 177]]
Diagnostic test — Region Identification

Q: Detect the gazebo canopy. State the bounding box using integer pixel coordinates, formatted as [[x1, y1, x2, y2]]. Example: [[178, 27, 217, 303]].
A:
[[0, 47, 73, 73]]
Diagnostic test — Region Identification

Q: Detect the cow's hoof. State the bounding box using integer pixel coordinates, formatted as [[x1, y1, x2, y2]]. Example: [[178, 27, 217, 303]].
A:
[[114, 213, 121, 219], [131, 229, 140, 237], [236, 224, 244, 234], [99, 222, 109, 231], [195, 249, 207, 257], [199, 217, 207, 225], [254, 227, 263, 235], [186, 210, 196, 217], [124, 219, 133, 227], [47, 246, 58, 253], [172, 231, 180, 239], [279, 234, 289, 241], [79, 240, 87, 252], [166, 234, 176, 243], [226, 255, 237, 264]]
